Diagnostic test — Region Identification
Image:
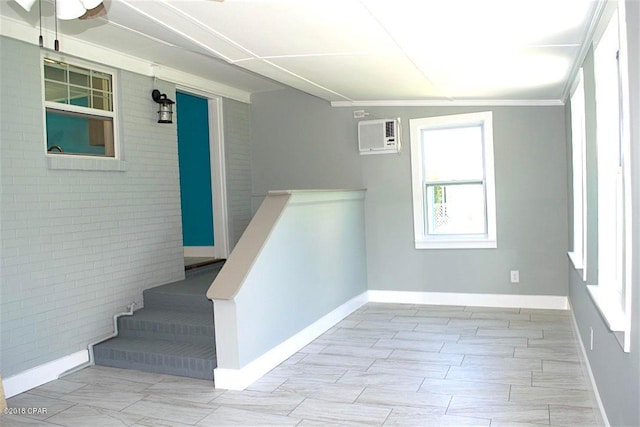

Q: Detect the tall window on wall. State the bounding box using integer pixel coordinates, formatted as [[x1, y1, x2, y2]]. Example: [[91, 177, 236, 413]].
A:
[[590, 3, 632, 352], [43, 56, 117, 157], [409, 112, 497, 249], [569, 69, 587, 279]]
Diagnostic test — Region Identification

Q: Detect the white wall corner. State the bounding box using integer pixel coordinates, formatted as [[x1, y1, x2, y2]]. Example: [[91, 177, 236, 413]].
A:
[[2, 350, 89, 398], [213, 291, 368, 390], [367, 290, 569, 310]]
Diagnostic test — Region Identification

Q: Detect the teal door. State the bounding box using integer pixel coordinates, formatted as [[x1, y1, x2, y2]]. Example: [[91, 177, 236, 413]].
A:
[[176, 92, 214, 247]]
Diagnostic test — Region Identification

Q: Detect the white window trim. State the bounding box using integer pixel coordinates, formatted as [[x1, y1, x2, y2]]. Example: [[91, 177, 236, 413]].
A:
[[567, 69, 588, 279], [410, 111, 497, 249], [588, 0, 632, 352], [41, 52, 124, 170]]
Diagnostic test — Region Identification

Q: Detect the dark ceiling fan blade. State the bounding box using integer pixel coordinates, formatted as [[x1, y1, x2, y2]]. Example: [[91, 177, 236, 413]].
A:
[[79, 2, 106, 20]]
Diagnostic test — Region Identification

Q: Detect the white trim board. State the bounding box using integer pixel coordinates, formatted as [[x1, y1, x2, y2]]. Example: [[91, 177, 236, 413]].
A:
[[368, 290, 569, 310], [331, 99, 565, 108], [213, 292, 369, 390], [2, 350, 89, 398], [569, 302, 610, 427]]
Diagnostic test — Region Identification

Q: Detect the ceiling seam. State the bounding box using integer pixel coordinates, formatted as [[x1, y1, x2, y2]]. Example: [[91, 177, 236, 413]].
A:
[[158, 0, 354, 103], [118, 0, 236, 63], [160, 0, 259, 61], [259, 58, 354, 103], [357, 0, 453, 101]]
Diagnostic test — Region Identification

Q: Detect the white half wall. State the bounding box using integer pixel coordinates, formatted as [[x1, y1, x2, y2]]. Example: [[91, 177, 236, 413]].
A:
[[210, 189, 368, 376]]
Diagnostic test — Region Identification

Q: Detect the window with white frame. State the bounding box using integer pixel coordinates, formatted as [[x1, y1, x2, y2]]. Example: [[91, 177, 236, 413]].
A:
[[589, 3, 632, 352], [43, 57, 117, 157], [410, 111, 497, 249], [569, 69, 587, 278]]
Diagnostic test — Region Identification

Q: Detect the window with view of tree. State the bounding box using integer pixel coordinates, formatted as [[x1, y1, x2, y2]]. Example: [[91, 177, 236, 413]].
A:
[[410, 111, 497, 249], [43, 57, 117, 157]]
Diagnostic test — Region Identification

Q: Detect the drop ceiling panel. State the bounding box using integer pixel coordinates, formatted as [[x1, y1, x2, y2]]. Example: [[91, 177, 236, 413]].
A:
[[238, 58, 354, 102], [411, 45, 580, 100], [363, 0, 595, 48], [57, 19, 161, 54], [132, 45, 282, 94], [1, 0, 600, 104], [113, 0, 253, 62], [262, 54, 448, 101], [170, 0, 398, 58]]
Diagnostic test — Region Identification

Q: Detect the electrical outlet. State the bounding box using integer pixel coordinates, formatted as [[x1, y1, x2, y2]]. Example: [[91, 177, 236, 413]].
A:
[[510, 270, 520, 283], [353, 110, 367, 119], [590, 327, 594, 350]]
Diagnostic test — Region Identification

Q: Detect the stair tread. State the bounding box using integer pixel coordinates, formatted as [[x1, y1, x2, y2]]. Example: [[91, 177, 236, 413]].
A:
[[145, 267, 222, 297], [96, 337, 215, 359], [127, 308, 213, 326]]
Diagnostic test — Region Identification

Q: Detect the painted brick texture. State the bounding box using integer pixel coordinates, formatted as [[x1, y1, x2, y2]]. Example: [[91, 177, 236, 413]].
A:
[[0, 37, 185, 377], [223, 99, 252, 250]]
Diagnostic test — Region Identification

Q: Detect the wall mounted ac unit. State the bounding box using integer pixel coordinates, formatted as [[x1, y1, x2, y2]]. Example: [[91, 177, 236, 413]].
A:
[[358, 118, 401, 154]]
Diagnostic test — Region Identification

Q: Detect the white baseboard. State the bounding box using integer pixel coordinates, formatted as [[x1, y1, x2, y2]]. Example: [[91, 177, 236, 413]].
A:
[[568, 302, 610, 427], [1, 290, 570, 397], [368, 290, 569, 310], [2, 350, 89, 398], [184, 246, 216, 258], [213, 291, 369, 390]]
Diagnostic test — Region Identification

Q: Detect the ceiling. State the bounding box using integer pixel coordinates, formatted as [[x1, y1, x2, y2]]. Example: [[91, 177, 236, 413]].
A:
[[1, 0, 601, 105]]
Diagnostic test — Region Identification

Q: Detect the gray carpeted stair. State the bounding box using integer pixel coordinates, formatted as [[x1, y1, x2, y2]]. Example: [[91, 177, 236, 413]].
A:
[[93, 261, 223, 380]]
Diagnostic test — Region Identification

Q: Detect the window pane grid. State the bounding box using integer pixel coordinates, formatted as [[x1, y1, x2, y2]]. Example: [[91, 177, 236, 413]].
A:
[[43, 58, 117, 158], [44, 61, 113, 112]]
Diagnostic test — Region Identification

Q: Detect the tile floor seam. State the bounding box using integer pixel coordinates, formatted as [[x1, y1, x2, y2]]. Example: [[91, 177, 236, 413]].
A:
[[5, 303, 603, 427]]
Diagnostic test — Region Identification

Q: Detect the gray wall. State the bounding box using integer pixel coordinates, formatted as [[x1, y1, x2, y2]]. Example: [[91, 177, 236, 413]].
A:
[[567, 2, 640, 425], [223, 99, 253, 249], [250, 88, 363, 212], [0, 37, 184, 377], [250, 92, 569, 297]]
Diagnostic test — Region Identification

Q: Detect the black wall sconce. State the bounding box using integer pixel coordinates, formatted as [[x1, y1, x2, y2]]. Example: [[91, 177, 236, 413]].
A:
[[151, 89, 175, 124]]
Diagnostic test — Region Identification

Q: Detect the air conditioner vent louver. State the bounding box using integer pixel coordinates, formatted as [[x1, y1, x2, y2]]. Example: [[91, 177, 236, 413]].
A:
[[358, 118, 401, 155], [385, 121, 394, 138]]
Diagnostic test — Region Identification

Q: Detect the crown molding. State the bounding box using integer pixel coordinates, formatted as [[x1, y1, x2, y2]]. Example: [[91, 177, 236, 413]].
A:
[[559, 0, 609, 103], [331, 99, 565, 108]]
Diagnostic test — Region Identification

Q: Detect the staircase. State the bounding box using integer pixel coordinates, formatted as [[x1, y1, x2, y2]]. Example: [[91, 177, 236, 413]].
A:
[[93, 261, 223, 380]]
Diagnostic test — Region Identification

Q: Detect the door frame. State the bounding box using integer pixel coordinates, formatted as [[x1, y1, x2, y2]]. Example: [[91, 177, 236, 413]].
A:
[[176, 86, 229, 259]]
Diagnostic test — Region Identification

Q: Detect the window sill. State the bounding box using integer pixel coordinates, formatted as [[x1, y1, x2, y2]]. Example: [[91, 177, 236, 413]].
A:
[[586, 285, 626, 332], [567, 251, 584, 271], [567, 252, 587, 281], [47, 155, 127, 172], [586, 284, 631, 352], [415, 237, 497, 249]]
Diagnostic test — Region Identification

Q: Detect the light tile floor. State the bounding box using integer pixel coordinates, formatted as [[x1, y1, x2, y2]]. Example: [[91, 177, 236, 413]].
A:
[[2, 303, 604, 426]]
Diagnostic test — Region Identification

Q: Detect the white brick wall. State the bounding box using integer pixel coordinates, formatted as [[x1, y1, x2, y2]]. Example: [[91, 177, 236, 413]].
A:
[[0, 37, 186, 377], [223, 99, 252, 249]]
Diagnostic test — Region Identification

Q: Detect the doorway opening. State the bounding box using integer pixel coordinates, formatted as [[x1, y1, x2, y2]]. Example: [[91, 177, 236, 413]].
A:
[[176, 90, 229, 270]]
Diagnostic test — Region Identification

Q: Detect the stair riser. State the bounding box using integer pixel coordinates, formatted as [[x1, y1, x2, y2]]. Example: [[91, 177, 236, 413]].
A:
[[185, 262, 224, 278], [118, 328, 214, 346], [118, 317, 214, 343], [94, 349, 215, 381]]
